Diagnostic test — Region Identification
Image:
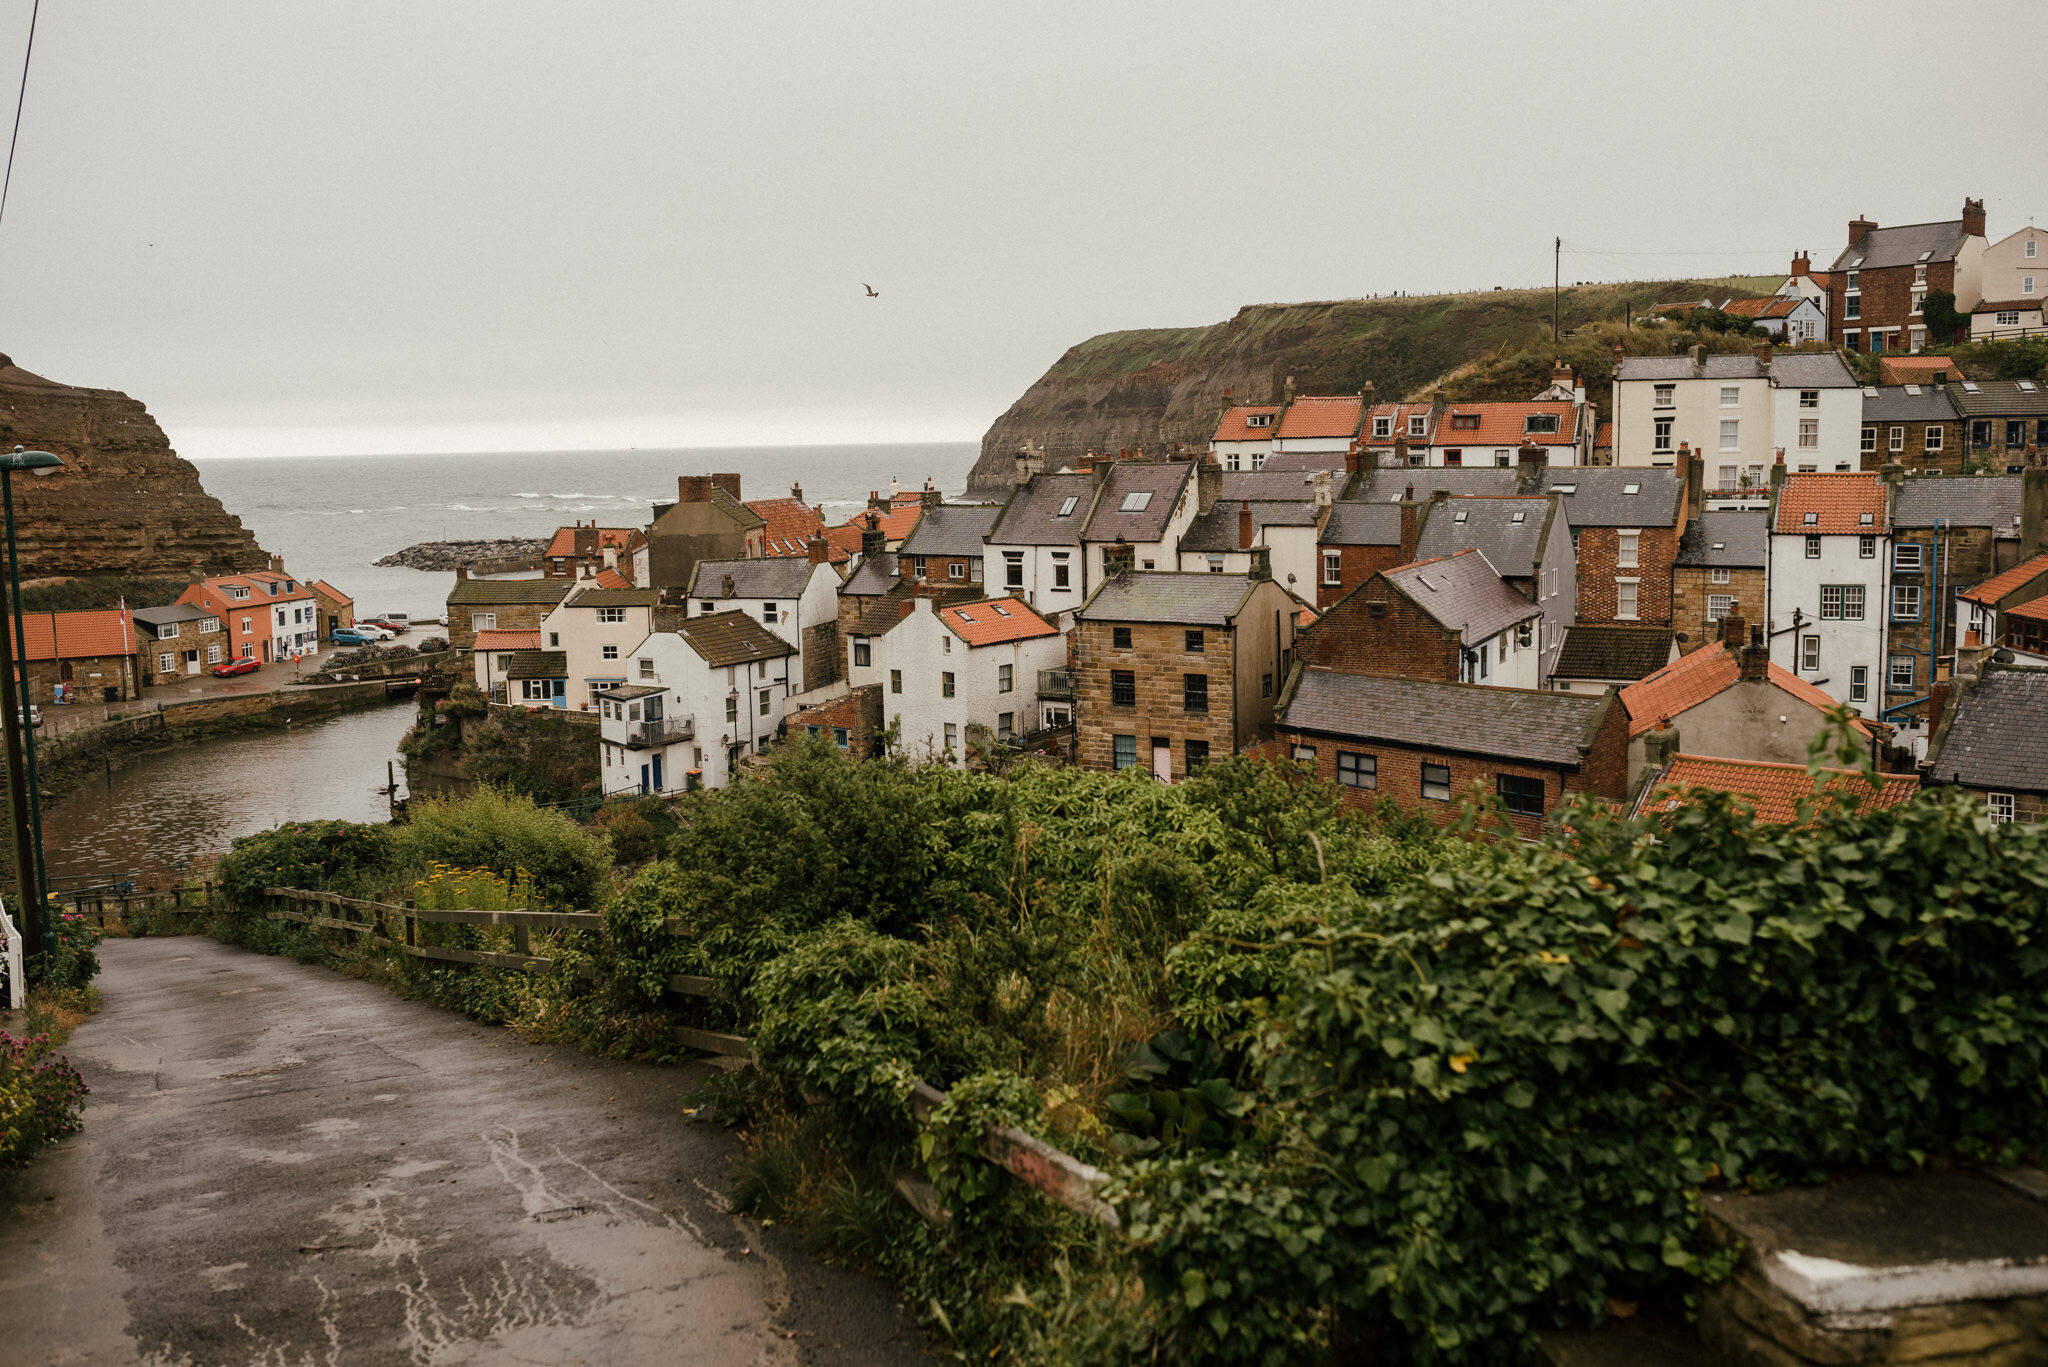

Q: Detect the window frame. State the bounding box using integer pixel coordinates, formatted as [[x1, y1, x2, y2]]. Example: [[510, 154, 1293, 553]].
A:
[[1892, 583, 1922, 621], [1183, 672, 1209, 714], [1336, 751, 1376, 789], [1110, 670, 1136, 707], [1420, 762, 1451, 802], [1496, 772, 1545, 818]]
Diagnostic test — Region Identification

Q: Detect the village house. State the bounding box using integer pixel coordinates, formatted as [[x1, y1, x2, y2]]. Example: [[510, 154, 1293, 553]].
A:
[[308, 580, 355, 643], [1210, 404, 1283, 471], [1671, 510, 1768, 655], [1411, 492, 1576, 681], [873, 595, 1065, 765], [1766, 471, 1891, 718], [1270, 393, 1365, 457], [534, 584, 666, 709], [750, 484, 848, 561], [1957, 552, 2048, 660], [6, 609, 144, 702], [1778, 253, 1834, 325], [1071, 562, 1301, 780], [687, 545, 844, 696], [500, 650, 568, 709], [1360, 403, 1439, 467], [444, 574, 573, 651], [1949, 379, 2048, 472], [1826, 200, 1987, 354], [542, 523, 645, 581], [178, 561, 322, 664], [898, 500, 1002, 590], [1925, 663, 2048, 823], [1878, 356, 1964, 386], [1859, 384, 1963, 475], [825, 488, 926, 557], [1312, 499, 1418, 608], [470, 628, 542, 696], [1610, 346, 1860, 472], [596, 682, 695, 796], [1619, 614, 1877, 784], [1722, 295, 1827, 345], [1424, 399, 1591, 469], [1080, 460, 1200, 584], [641, 474, 767, 593], [789, 684, 885, 761], [1634, 754, 1916, 824], [983, 470, 1101, 614], [1549, 624, 1678, 695], [1967, 224, 2048, 340], [1272, 668, 1629, 840], [1297, 549, 1542, 690], [1174, 495, 1327, 597], [611, 611, 796, 789], [1538, 462, 1691, 627], [1885, 475, 2032, 726], [132, 604, 229, 687]]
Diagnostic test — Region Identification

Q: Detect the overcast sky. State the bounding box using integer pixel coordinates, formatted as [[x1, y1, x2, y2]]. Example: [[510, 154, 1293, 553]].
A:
[[0, 1, 2040, 459]]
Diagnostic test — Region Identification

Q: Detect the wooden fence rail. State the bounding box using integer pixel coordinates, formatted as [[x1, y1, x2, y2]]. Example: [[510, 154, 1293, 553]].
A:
[[254, 884, 1112, 1225], [60, 882, 218, 929]]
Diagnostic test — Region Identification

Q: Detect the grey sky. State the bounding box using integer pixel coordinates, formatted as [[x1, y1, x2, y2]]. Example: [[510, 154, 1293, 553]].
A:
[[0, 1, 2039, 458]]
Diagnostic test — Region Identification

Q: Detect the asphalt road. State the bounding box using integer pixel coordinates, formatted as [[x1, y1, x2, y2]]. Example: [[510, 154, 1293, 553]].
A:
[[0, 938, 927, 1366]]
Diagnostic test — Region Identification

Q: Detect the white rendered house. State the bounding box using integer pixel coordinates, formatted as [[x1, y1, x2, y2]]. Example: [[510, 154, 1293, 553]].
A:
[[687, 553, 844, 698], [535, 584, 663, 709], [1612, 350, 1861, 473], [1766, 473, 1891, 719], [874, 595, 1067, 765], [606, 611, 796, 790]]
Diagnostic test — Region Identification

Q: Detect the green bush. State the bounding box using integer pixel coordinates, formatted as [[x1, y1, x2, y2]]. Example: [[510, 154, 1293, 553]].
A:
[[0, 1030, 88, 1167], [399, 788, 611, 907], [216, 819, 399, 905], [38, 904, 103, 990]]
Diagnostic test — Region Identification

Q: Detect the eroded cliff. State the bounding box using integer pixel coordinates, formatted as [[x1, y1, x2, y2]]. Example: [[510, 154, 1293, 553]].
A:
[[0, 355, 268, 579]]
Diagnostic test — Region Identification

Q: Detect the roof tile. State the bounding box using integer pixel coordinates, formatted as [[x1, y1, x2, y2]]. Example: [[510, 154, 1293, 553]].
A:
[[1772, 472, 1887, 536], [939, 597, 1059, 647], [1646, 755, 1918, 824]]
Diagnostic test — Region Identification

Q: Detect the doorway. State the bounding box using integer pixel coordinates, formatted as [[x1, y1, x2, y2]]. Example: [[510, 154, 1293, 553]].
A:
[[651, 753, 664, 792], [185, 651, 200, 676], [1150, 737, 1172, 782]]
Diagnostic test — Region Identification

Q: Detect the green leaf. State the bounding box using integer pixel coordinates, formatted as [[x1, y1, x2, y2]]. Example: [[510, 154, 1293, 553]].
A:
[[1590, 987, 1631, 1022], [1181, 1268, 1207, 1309], [1503, 1081, 1537, 1109], [1710, 911, 1754, 945]]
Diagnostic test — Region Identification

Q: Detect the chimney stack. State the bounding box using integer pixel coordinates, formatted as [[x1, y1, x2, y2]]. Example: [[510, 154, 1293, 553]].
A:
[[1770, 450, 1788, 490], [1398, 497, 1419, 563], [1755, 341, 1774, 366], [1690, 344, 1707, 373], [1962, 197, 1986, 239], [1394, 435, 1410, 467], [1791, 251, 1811, 279], [1238, 500, 1254, 551], [1197, 460, 1222, 515], [791, 481, 804, 503], [1282, 374, 1297, 406], [1312, 469, 1333, 509], [678, 475, 714, 503], [721, 573, 736, 598], [1516, 442, 1546, 489], [868, 488, 887, 511], [860, 510, 885, 558], [1552, 359, 1574, 391], [1881, 462, 1906, 489], [1848, 216, 1876, 247], [711, 473, 742, 500], [1642, 719, 1680, 771], [1739, 622, 1770, 683], [920, 478, 943, 509], [1675, 444, 1702, 519], [807, 534, 830, 565], [1611, 343, 1626, 366], [455, 562, 470, 582], [188, 562, 204, 586], [1247, 545, 1272, 582]]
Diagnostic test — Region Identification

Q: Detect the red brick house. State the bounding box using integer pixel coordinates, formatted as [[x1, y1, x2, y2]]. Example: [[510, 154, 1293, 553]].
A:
[[542, 524, 646, 581], [1536, 460, 1695, 627], [1314, 500, 1417, 607], [1274, 667, 1630, 840], [1826, 199, 1987, 354], [1297, 550, 1541, 688], [178, 563, 321, 664]]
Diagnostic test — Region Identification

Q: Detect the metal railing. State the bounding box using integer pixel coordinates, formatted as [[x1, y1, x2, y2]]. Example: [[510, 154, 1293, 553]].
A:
[[630, 715, 694, 748], [1037, 668, 1075, 700]]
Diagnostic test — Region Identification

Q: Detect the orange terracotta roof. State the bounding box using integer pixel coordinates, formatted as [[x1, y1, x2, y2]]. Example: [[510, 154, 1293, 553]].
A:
[[1214, 405, 1282, 443], [747, 498, 848, 559], [1959, 552, 2048, 605], [939, 596, 1058, 647], [1722, 297, 1805, 320], [473, 629, 543, 652], [1619, 643, 1875, 738], [1295, 605, 1319, 627], [543, 525, 640, 559], [1595, 420, 1614, 450], [1363, 402, 1436, 442], [830, 499, 924, 548], [591, 568, 633, 590], [1773, 472, 1887, 536], [2005, 596, 2048, 624], [1275, 395, 1365, 440], [1646, 754, 1918, 825], [309, 579, 353, 605], [1878, 356, 1964, 384], [1432, 401, 1580, 447], [6, 610, 138, 660]]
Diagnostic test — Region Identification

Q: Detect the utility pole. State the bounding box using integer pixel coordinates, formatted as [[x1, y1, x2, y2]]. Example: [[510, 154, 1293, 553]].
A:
[[0, 450, 61, 967], [1554, 236, 1561, 343]]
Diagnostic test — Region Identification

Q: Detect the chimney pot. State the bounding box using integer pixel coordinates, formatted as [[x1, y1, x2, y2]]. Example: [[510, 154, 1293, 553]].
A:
[[791, 481, 803, 503]]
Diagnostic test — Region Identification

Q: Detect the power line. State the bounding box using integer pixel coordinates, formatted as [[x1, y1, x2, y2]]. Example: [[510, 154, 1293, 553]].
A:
[[1560, 240, 1791, 260], [0, 0, 39, 234]]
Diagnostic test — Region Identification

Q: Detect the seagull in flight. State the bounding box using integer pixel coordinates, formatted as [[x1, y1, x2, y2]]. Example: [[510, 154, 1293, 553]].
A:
[[863, 283, 879, 298]]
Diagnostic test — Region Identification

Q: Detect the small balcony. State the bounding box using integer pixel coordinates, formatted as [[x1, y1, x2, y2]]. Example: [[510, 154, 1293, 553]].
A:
[[622, 715, 694, 749], [1038, 668, 1075, 700]]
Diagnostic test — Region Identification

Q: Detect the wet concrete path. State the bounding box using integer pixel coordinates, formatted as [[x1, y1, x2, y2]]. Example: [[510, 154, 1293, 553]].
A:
[[0, 937, 926, 1366]]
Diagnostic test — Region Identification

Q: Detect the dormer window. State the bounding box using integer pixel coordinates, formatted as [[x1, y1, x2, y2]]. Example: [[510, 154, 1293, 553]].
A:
[[1372, 416, 1391, 438], [1408, 415, 1427, 437], [1119, 491, 1152, 513], [1246, 413, 1273, 428], [1451, 413, 1480, 431], [1056, 496, 1078, 517], [1523, 413, 1561, 434], [1859, 513, 1874, 526], [1622, 483, 1640, 495], [1552, 483, 1576, 494]]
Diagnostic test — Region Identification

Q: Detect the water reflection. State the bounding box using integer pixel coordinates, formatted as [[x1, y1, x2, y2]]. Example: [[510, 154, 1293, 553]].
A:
[[41, 703, 416, 887]]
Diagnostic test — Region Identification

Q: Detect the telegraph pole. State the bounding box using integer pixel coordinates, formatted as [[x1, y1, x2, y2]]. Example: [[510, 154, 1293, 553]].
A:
[[1554, 236, 1561, 342]]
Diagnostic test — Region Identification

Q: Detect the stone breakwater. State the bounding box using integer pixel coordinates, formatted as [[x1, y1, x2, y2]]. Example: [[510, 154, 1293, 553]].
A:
[[375, 539, 547, 571]]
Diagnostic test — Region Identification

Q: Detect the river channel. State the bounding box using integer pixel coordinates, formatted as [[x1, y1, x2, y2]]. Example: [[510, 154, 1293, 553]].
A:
[[40, 702, 417, 890]]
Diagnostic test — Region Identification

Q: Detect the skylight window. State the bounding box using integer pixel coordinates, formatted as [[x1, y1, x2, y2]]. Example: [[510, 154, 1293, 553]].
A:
[[1453, 510, 1469, 524], [993, 604, 1011, 617], [1803, 512, 1819, 525], [1553, 483, 1577, 494], [1905, 385, 1921, 395], [1623, 483, 1640, 495], [1917, 250, 1932, 262], [1710, 542, 1725, 551], [1963, 382, 1981, 392], [1859, 513, 1874, 526], [1119, 491, 1152, 513], [1863, 386, 1878, 398], [957, 609, 975, 623], [1511, 511, 1526, 523], [1056, 496, 1079, 517], [2021, 380, 2039, 392]]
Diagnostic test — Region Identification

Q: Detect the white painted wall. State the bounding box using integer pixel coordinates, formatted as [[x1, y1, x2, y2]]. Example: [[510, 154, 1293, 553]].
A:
[[1212, 439, 1275, 470], [1771, 385, 1861, 473], [538, 587, 660, 708], [1082, 478, 1198, 585], [874, 597, 1069, 767], [686, 562, 842, 704], [983, 541, 1088, 616], [1768, 529, 1888, 719], [616, 627, 793, 789]]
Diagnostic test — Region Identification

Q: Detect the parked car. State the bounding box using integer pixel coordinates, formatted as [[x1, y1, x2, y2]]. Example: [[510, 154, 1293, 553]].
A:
[[212, 657, 261, 677], [378, 612, 411, 629], [353, 624, 395, 641], [23, 703, 39, 728], [330, 628, 374, 647]]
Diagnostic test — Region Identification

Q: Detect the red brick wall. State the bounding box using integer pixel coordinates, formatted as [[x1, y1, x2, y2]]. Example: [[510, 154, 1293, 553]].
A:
[[1297, 575, 1460, 681], [1316, 544, 1410, 609], [1832, 260, 1956, 348], [1574, 526, 1677, 626]]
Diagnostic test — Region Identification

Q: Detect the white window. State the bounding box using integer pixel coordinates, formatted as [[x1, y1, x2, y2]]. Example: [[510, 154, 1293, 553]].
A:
[[1988, 792, 2015, 823], [1850, 666, 1867, 703], [1616, 531, 1639, 569], [1910, 290, 1926, 316], [639, 658, 655, 679], [1615, 579, 1639, 620], [1718, 464, 1738, 490], [207, 644, 222, 664], [158, 652, 173, 673], [759, 688, 772, 716], [762, 601, 778, 623], [1720, 386, 1740, 407], [944, 722, 958, 753], [1322, 551, 1341, 585], [1800, 389, 1819, 409], [1805, 535, 1821, 559], [1892, 584, 1921, 621], [1707, 594, 1734, 620], [1926, 425, 1944, 452], [1859, 535, 1875, 558], [1408, 414, 1427, 437], [470, 611, 496, 630], [1800, 634, 1820, 672], [1653, 384, 1675, 408], [1710, 567, 1731, 585], [1654, 418, 1673, 453], [1719, 419, 1739, 452], [2029, 240, 2039, 259], [947, 562, 966, 581], [1889, 655, 1915, 691], [1206, 554, 1224, 573], [200, 618, 220, 633], [1889, 426, 1904, 453], [597, 606, 625, 623], [1799, 418, 1819, 450], [2027, 276, 2037, 296], [160, 621, 181, 640], [1998, 311, 2020, 327], [1895, 543, 1923, 572]]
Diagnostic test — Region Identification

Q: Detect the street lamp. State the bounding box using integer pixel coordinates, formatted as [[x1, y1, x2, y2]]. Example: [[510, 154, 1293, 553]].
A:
[[0, 447, 62, 967]]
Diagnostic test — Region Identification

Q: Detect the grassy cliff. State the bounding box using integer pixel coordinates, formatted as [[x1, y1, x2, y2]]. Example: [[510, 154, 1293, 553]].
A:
[[970, 277, 1779, 492]]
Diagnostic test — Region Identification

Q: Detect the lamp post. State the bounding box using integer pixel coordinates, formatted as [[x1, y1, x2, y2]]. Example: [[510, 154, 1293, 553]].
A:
[[1, 447, 62, 965]]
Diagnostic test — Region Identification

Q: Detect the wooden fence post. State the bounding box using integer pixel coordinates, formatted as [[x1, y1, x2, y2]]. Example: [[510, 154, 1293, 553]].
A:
[[513, 923, 531, 957], [404, 899, 416, 948]]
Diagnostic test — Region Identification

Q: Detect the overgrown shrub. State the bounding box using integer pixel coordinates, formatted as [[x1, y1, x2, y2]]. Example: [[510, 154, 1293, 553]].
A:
[[216, 819, 400, 904], [0, 1031, 88, 1167], [40, 904, 103, 990], [401, 788, 610, 907]]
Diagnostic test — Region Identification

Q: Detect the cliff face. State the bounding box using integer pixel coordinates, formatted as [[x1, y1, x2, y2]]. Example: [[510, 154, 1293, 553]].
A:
[[969, 279, 1772, 494], [0, 355, 268, 579]]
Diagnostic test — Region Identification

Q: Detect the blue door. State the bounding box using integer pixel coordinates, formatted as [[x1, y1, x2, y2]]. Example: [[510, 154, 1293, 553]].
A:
[[651, 754, 663, 792], [638, 763, 650, 795]]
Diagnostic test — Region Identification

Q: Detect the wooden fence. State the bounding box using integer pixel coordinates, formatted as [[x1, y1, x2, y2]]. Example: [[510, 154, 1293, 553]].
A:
[[258, 884, 1114, 1229], [60, 882, 216, 929]]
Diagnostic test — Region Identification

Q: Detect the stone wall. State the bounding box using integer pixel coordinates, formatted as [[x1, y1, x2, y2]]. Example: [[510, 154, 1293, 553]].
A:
[[1073, 619, 1238, 779]]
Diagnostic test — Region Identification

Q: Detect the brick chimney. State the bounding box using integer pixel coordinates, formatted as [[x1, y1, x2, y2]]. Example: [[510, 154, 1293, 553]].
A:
[[1516, 442, 1546, 489], [1611, 343, 1626, 366], [1394, 435, 1410, 466], [1719, 608, 1745, 649], [678, 475, 714, 503], [188, 562, 205, 585], [1399, 497, 1419, 563], [721, 573, 736, 598], [1642, 719, 1680, 771], [1791, 251, 1811, 279], [1690, 344, 1707, 374], [1739, 622, 1770, 682], [860, 510, 885, 558], [807, 534, 830, 565], [1848, 216, 1876, 248], [710, 473, 742, 500], [1197, 460, 1222, 515], [455, 562, 469, 582], [1675, 444, 1702, 521], [920, 478, 943, 509], [1552, 359, 1573, 391], [1962, 197, 1986, 239], [1755, 341, 1774, 366], [1770, 450, 1788, 490], [1238, 500, 1254, 550], [868, 488, 887, 511], [791, 481, 804, 503]]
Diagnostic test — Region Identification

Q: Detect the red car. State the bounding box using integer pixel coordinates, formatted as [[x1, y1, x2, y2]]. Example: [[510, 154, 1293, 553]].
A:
[[212, 657, 261, 678]]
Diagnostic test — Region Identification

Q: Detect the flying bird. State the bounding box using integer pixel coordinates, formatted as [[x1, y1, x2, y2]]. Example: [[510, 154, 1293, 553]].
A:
[[864, 284, 879, 298]]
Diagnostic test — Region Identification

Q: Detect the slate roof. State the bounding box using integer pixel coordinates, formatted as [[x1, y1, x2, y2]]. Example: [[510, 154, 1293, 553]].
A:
[[1076, 572, 1260, 626], [1320, 502, 1403, 547], [1772, 473, 1887, 535], [688, 557, 820, 601], [1947, 378, 2048, 417], [898, 503, 1003, 557], [606, 683, 666, 701], [840, 553, 901, 597], [1958, 552, 2048, 606], [1892, 477, 2023, 532], [1413, 496, 1558, 579], [986, 473, 1095, 547], [447, 579, 576, 606], [562, 587, 661, 609], [1537, 468, 1683, 527], [1929, 668, 2048, 792], [132, 604, 212, 630], [1644, 755, 1919, 824], [1615, 352, 1858, 388], [843, 580, 915, 635], [675, 611, 795, 667], [1552, 625, 1675, 681], [1383, 551, 1539, 644], [939, 597, 1059, 647], [1216, 470, 1325, 501], [1860, 385, 1962, 423], [1279, 669, 1609, 770], [505, 650, 566, 680], [1180, 501, 1323, 553], [1352, 468, 1519, 502], [1829, 218, 1969, 272], [1259, 451, 1351, 473], [1274, 395, 1364, 440], [1084, 463, 1191, 544], [1675, 511, 1768, 568], [1213, 406, 1281, 443]]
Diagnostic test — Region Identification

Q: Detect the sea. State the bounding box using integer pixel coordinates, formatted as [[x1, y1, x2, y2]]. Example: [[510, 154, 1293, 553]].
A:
[[193, 442, 983, 622]]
